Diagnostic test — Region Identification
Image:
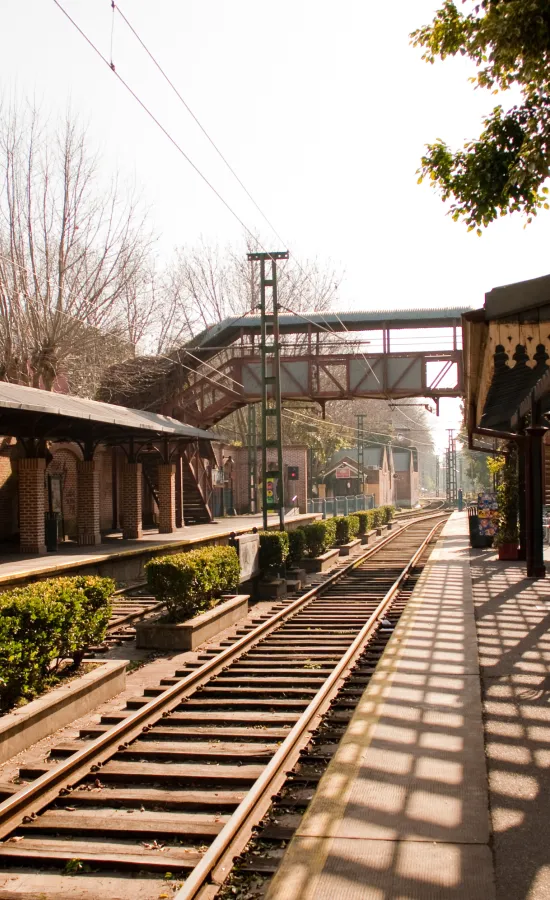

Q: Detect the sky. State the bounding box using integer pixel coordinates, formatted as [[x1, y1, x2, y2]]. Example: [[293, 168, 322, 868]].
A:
[[2, 0, 545, 452]]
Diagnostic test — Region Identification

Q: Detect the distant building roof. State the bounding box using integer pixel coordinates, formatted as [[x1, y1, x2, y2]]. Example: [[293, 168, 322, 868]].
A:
[[328, 445, 387, 471]]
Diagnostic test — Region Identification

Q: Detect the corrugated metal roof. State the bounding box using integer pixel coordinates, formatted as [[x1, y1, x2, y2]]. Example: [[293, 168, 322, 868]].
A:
[[188, 307, 472, 350], [0, 383, 218, 441], [329, 446, 386, 469]]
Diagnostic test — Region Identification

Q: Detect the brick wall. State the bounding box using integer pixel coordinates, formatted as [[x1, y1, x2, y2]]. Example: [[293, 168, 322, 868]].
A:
[[232, 446, 308, 513], [121, 462, 142, 539], [98, 448, 115, 532], [0, 449, 18, 540], [19, 457, 46, 553], [45, 447, 79, 538], [76, 460, 101, 545], [157, 463, 176, 533]]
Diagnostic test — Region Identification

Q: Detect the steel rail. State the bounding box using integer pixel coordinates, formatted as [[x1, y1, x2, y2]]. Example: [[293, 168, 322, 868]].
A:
[[176, 516, 445, 899], [0, 510, 447, 841], [107, 599, 165, 633]]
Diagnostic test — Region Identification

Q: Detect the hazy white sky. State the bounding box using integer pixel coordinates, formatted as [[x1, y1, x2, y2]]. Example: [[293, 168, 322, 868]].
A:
[[2, 0, 542, 451]]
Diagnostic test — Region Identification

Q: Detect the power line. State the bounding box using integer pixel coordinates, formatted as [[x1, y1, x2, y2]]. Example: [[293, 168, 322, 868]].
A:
[[52, 0, 278, 258], [180, 348, 244, 389], [281, 405, 435, 447], [113, 2, 288, 251], [73, 3, 343, 317], [51, 0, 449, 452]]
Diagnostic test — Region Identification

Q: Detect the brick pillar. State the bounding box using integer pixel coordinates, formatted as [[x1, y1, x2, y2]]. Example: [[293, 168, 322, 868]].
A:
[[19, 457, 46, 554], [175, 455, 183, 529], [77, 460, 101, 546], [122, 462, 142, 539], [158, 463, 176, 534]]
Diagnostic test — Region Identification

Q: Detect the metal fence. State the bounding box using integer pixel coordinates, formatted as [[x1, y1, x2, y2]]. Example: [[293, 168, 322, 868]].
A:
[[307, 494, 375, 519]]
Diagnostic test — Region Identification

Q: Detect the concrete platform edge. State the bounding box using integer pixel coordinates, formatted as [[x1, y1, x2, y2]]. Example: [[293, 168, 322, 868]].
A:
[[267, 511, 496, 900]]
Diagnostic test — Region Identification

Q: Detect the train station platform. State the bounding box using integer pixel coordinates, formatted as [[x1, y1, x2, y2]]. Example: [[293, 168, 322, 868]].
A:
[[268, 511, 550, 900], [0, 511, 316, 588]]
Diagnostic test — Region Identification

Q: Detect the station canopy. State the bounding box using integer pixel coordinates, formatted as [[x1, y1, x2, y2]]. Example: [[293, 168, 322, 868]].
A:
[[0, 382, 218, 445], [463, 273, 550, 435]]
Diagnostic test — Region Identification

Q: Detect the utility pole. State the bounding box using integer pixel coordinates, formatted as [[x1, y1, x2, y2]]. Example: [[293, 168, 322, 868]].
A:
[[247, 250, 289, 531], [435, 456, 440, 498], [247, 403, 258, 514], [446, 429, 458, 504], [357, 414, 365, 495]]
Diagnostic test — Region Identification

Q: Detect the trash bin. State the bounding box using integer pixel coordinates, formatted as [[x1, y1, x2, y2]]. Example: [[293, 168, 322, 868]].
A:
[[44, 511, 61, 552]]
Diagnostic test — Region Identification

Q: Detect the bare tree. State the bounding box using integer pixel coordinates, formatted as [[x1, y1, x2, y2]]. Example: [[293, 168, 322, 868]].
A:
[[0, 100, 153, 394], [158, 236, 343, 353]]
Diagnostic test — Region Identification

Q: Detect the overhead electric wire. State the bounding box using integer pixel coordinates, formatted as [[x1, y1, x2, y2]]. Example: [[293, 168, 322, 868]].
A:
[[279, 405, 435, 447], [52, 0, 280, 261], [52, 0, 448, 454], [113, 2, 288, 251]]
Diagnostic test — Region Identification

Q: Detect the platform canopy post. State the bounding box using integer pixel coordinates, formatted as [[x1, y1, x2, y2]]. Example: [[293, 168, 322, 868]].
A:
[[526, 425, 547, 578]]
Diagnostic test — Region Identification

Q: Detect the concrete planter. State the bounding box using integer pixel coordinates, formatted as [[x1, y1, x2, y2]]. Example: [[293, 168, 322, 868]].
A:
[[135, 594, 249, 651], [0, 659, 126, 765], [361, 531, 377, 546], [257, 579, 287, 600], [287, 567, 307, 588], [338, 538, 362, 557], [302, 547, 340, 574]]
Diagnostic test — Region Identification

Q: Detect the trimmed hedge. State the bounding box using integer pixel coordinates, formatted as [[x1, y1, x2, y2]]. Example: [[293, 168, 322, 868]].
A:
[[357, 510, 375, 535], [146, 545, 240, 622], [259, 531, 289, 576], [302, 519, 337, 558], [380, 505, 395, 524], [0, 575, 114, 711], [334, 515, 360, 545], [288, 529, 306, 568], [372, 508, 383, 528]]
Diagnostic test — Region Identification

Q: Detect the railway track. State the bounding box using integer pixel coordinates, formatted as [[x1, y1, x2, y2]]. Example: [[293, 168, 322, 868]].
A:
[[100, 586, 163, 648], [101, 502, 447, 647], [0, 510, 448, 900]]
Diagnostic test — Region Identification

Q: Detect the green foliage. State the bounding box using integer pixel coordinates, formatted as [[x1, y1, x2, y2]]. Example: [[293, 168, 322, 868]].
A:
[[145, 546, 240, 622], [494, 444, 519, 545], [347, 514, 360, 537], [486, 454, 506, 482], [302, 520, 337, 558], [334, 515, 361, 545], [287, 529, 306, 568], [411, 1, 550, 228], [259, 531, 290, 576], [333, 517, 349, 545], [372, 508, 383, 528], [356, 510, 375, 535], [0, 575, 114, 711], [380, 505, 395, 524], [460, 431, 492, 492]]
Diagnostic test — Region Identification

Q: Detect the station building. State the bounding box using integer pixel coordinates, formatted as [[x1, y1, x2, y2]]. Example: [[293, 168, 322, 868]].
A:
[[463, 272, 550, 577], [0, 383, 218, 555], [321, 445, 418, 508]]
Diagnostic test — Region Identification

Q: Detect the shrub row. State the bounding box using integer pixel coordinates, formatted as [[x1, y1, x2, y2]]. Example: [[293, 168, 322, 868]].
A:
[[334, 514, 360, 545], [257, 506, 397, 574], [145, 545, 240, 622], [0, 575, 114, 711], [288, 529, 306, 568], [300, 519, 336, 558], [259, 531, 289, 576]]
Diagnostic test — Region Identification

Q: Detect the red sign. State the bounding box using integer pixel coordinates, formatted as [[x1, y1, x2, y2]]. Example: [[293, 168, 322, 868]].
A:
[[335, 465, 353, 479]]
